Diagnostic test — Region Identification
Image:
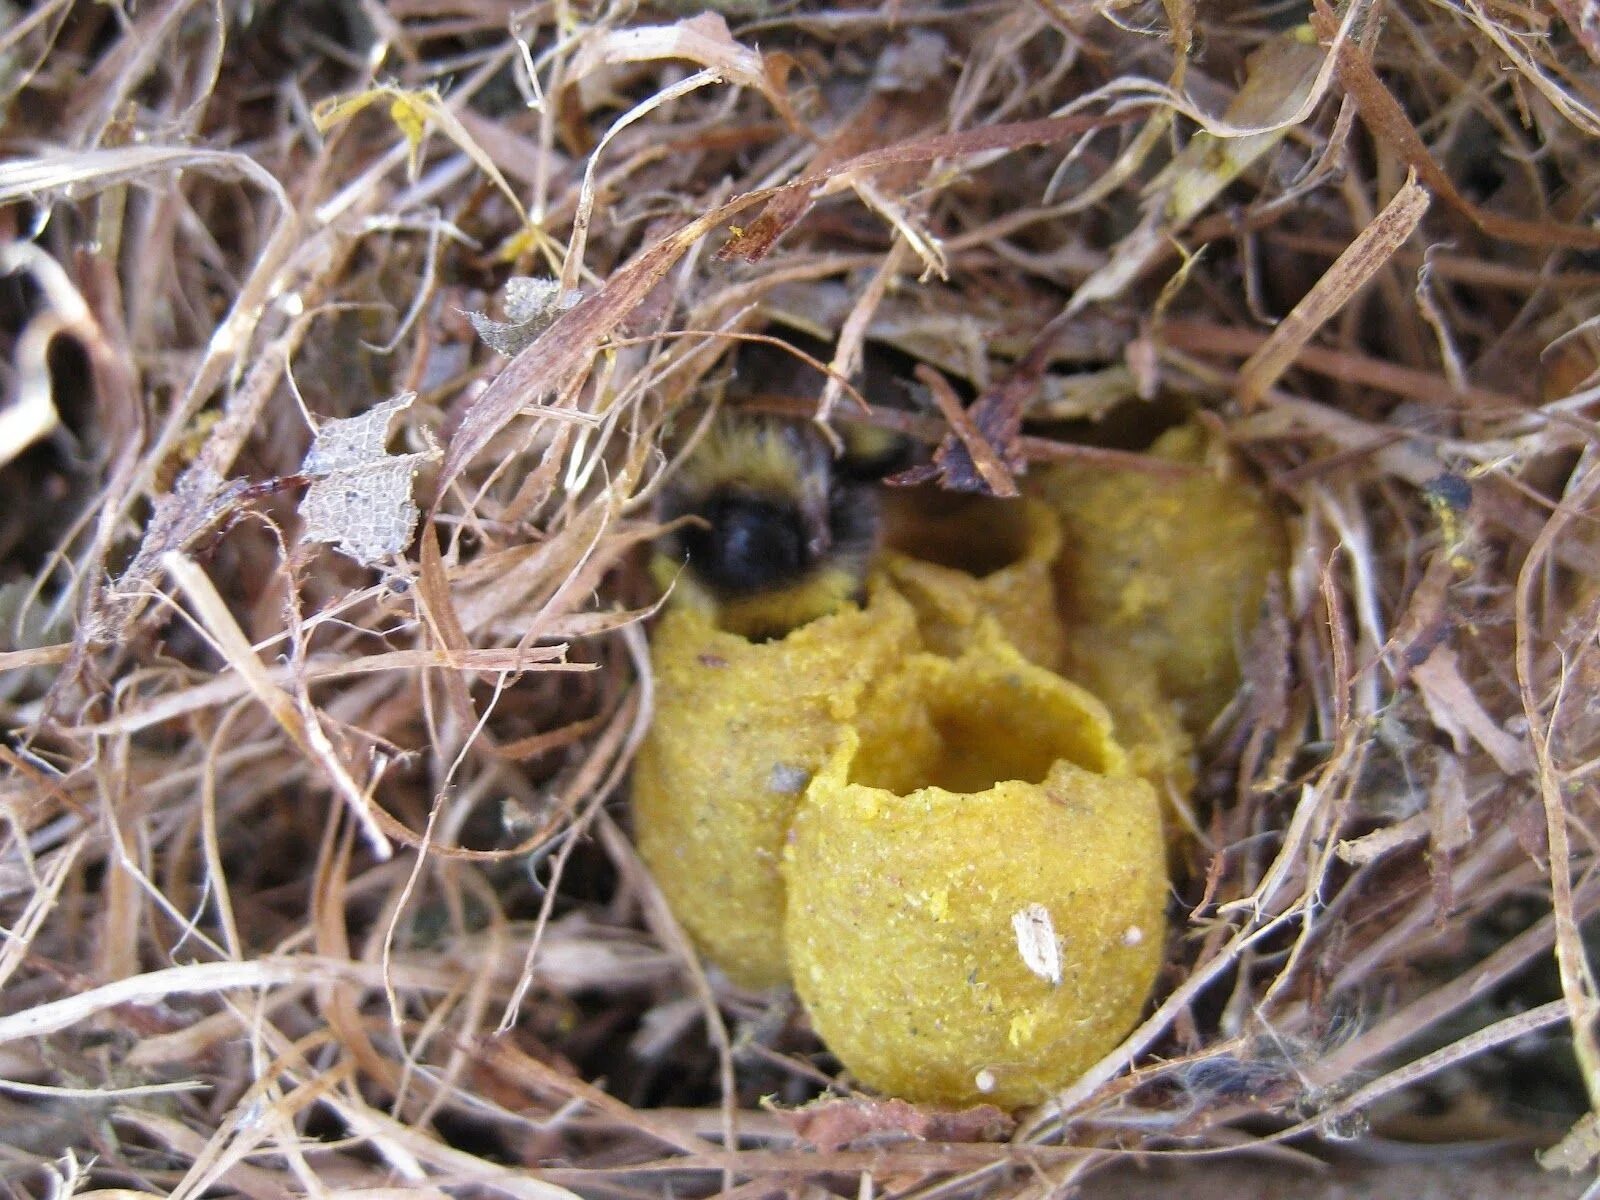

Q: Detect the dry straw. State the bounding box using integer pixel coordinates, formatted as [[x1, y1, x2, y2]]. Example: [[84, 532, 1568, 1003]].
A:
[[2, 0, 1599, 1196]]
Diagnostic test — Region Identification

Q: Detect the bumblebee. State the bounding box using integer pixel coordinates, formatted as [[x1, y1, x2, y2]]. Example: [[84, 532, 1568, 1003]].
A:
[[657, 415, 892, 640]]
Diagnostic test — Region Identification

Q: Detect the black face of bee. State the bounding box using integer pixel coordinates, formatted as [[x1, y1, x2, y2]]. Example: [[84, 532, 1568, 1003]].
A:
[[678, 493, 810, 595], [657, 416, 886, 636]]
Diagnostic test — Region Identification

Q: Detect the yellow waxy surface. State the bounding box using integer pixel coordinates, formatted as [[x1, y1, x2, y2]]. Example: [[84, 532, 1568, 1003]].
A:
[[649, 550, 867, 643], [1062, 641, 1196, 826], [783, 636, 1167, 1109], [885, 497, 1194, 806], [631, 578, 921, 988], [673, 564, 868, 643], [633, 480, 1217, 1096], [883, 498, 1066, 671], [1032, 424, 1287, 732]]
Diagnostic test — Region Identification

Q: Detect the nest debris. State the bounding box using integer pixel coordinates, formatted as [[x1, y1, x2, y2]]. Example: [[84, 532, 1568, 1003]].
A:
[[2, 0, 1600, 1196]]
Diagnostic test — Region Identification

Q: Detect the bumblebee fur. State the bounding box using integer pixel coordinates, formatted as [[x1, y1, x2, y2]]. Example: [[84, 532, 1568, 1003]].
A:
[[656, 414, 897, 640]]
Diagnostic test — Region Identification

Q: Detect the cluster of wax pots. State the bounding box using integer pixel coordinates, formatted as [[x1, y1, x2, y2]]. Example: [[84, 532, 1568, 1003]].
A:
[[633, 425, 1286, 1110]]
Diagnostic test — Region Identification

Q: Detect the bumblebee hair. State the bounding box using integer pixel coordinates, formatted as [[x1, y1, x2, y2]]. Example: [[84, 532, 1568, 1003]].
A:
[[656, 415, 882, 640]]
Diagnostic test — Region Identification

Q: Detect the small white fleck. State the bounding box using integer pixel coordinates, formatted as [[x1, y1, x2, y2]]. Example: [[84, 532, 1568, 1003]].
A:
[[974, 1068, 997, 1094], [280, 291, 305, 317], [1121, 925, 1144, 947], [767, 763, 811, 795], [1012, 903, 1062, 986]]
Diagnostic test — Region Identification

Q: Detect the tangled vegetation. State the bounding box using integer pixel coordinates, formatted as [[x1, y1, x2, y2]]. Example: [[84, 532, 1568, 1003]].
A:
[[2, 0, 1600, 1196]]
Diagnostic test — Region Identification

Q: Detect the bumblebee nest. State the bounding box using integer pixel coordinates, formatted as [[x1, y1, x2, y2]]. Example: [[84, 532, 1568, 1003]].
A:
[[3, 1, 1600, 1197]]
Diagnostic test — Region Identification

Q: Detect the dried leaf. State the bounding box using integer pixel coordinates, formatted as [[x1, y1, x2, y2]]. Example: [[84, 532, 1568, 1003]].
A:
[[723, 109, 1133, 264], [566, 13, 802, 131], [1540, 1111, 1600, 1173], [1159, 35, 1326, 224], [300, 461, 426, 565], [0, 145, 292, 217], [298, 393, 439, 566], [895, 364, 1019, 496], [466, 277, 579, 357], [1336, 815, 1427, 866], [1412, 645, 1531, 777], [894, 313, 1076, 494]]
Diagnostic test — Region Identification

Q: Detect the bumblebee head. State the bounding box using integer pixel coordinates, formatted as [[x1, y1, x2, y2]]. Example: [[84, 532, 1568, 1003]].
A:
[[657, 416, 882, 638], [676, 493, 811, 595]]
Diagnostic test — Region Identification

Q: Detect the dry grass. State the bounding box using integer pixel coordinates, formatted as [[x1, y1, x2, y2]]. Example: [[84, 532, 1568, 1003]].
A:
[[3, 0, 1600, 1196]]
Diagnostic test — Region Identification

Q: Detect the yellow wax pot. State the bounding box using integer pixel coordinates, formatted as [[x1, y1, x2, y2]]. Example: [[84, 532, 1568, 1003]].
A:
[[784, 631, 1168, 1109], [882, 495, 1066, 671], [634, 492, 1192, 997], [1063, 641, 1196, 829], [631, 417, 1290, 1104], [885, 495, 1193, 805], [631, 578, 922, 988], [1030, 424, 1287, 733]]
